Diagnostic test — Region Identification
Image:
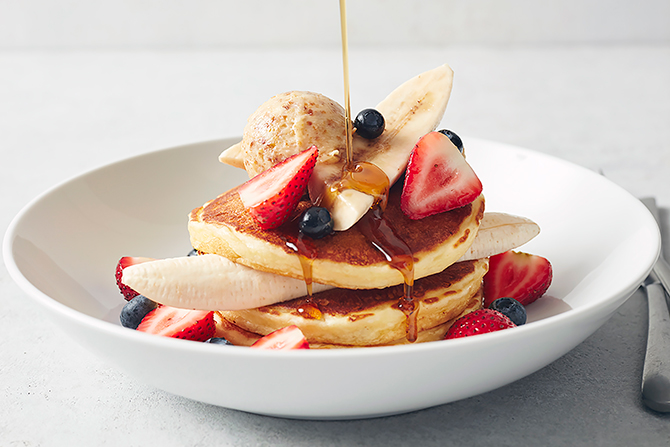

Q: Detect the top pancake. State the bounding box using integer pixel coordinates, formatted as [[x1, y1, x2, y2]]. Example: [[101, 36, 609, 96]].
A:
[[189, 183, 484, 289]]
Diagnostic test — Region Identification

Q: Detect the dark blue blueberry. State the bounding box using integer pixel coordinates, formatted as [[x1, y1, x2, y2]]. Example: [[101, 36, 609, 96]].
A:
[[299, 207, 334, 239], [187, 249, 199, 257], [354, 109, 385, 139], [438, 129, 464, 153], [120, 295, 159, 329], [205, 337, 233, 346], [489, 297, 527, 326]]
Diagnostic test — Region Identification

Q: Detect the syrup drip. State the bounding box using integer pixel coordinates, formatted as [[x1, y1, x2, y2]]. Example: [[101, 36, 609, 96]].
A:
[[320, 161, 390, 211], [339, 0, 354, 167], [336, 0, 417, 341], [284, 234, 323, 320], [320, 160, 419, 342], [357, 206, 418, 343]]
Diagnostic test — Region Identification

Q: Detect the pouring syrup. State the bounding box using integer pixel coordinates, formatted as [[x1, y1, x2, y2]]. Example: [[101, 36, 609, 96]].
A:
[[283, 0, 418, 341], [337, 0, 418, 342]]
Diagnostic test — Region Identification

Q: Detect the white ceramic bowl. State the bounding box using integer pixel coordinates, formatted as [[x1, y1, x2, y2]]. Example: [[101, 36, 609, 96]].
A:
[[4, 137, 660, 420]]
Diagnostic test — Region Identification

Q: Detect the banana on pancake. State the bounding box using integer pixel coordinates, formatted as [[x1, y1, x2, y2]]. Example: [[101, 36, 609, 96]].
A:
[[189, 183, 484, 290], [216, 259, 487, 347]]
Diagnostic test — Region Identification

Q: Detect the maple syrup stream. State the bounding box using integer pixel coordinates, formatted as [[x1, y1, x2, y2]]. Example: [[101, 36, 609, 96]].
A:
[[286, 0, 418, 341]]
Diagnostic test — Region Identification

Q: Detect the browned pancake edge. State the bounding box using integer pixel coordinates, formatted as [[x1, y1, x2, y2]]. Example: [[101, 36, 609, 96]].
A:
[[188, 183, 485, 289]]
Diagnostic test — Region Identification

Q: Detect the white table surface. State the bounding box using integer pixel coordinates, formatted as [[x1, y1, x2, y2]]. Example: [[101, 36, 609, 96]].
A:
[[2, 45, 669, 445]]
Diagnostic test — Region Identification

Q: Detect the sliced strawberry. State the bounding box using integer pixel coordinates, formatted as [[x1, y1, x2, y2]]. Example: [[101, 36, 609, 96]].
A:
[[136, 306, 215, 341], [238, 146, 318, 230], [250, 325, 310, 350], [115, 256, 154, 300], [483, 250, 553, 307], [401, 131, 482, 220], [445, 309, 516, 339]]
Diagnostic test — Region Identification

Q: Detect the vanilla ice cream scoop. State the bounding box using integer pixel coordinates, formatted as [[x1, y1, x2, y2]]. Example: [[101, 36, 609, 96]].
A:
[[240, 91, 347, 177]]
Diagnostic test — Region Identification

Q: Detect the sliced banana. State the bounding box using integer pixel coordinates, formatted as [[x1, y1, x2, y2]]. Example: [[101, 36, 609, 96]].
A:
[[309, 64, 454, 230], [124, 212, 538, 311], [122, 254, 333, 311], [218, 64, 454, 231], [458, 212, 540, 261], [218, 142, 245, 169]]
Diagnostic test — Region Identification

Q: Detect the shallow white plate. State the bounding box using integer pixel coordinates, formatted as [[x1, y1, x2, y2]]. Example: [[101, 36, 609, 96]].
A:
[[4, 137, 660, 420]]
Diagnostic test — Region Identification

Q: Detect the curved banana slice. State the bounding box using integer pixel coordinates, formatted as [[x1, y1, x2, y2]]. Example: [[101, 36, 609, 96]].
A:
[[309, 64, 454, 230], [218, 64, 454, 231], [123, 212, 539, 311], [458, 212, 540, 261], [122, 254, 333, 311], [218, 142, 245, 169]]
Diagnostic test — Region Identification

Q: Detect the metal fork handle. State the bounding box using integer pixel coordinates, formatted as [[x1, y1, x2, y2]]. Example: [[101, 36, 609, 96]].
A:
[[652, 258, 670, 299], [640, 198, 670, 293], [642, 281, 670, 412]]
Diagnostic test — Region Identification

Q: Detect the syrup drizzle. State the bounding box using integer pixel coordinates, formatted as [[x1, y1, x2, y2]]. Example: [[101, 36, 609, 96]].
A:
[[339, 0, 355, 167], [283, 0, 418, 339], [357, 207, 418, 342], [337, 0, 418, 342], [284, 233, 323, 320]]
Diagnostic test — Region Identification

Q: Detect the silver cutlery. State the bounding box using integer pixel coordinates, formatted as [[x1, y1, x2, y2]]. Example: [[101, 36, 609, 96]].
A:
[[640, 197, 670, 413]]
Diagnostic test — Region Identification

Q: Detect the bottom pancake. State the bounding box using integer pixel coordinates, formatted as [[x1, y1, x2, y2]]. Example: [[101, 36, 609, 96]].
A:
[[216, 259, 488, 348], [215, 291, 482, 348]]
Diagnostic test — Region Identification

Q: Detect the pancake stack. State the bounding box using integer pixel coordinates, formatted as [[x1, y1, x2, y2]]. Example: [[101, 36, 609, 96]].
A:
[[189, 181, 487, 348]]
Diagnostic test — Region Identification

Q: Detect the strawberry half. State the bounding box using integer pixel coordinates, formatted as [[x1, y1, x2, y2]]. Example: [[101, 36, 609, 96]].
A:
[[115, 256, 154, 300], [136, 306, 215, 341], [238, 146, 318, 230], [445, 309, 516, 339], [250, 325, 310, 350], [401, 131, 482, 220], [483, 250, 553, 307]]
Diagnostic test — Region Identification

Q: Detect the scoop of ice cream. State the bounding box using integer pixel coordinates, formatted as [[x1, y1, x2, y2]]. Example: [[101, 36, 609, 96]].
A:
[[240, 91, 347, 177]]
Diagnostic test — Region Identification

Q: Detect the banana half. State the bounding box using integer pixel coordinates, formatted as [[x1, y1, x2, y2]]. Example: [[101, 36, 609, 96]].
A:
[[122, 212, 539, 311], [219, 64, 454, 231]]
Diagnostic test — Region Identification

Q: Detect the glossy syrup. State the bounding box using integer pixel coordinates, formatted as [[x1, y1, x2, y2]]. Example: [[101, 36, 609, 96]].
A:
[[284, 0, 418, 340], [284, 233, 323, 320], [338, 0, 418, 341], [339, 0, 354, 167]]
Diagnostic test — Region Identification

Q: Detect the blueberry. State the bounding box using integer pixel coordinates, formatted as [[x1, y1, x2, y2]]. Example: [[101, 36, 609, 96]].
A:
[[438, 129, 464, 153], [187, 249, 199, 256], [120, 295, 159, 329], [489, 297, 527, 326], [354, 109, 385, 139], [205, 337, 233, 346], [299, 207, 334, 239]]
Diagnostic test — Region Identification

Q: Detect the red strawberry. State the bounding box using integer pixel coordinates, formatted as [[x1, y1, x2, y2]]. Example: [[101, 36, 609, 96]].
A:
[[136, 306, 215, 341], [483, 250, 553, 307], [238, 146, 318, 230], [115, 256, 154, 300], [445, 309, 516, 339], [401, 131, 482, 220], [250, 325, 310, 350]]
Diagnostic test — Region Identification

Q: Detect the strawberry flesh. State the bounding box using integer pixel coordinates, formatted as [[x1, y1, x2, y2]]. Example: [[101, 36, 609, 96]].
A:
[[445, 309, 516, 339], [483, 250, 553, 307], [115, 256, 154, 301], [401, 131, 482, 220], [250, 325, 310, 350], [136, 306, 215, 341], [238, 146, 318, 230]]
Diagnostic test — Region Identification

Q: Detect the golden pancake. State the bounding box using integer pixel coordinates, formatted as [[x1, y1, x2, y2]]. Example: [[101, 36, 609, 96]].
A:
[[216, 259, 487, 347], [189, 183, 484, 290]]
